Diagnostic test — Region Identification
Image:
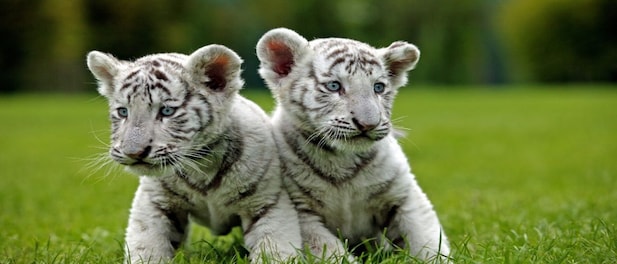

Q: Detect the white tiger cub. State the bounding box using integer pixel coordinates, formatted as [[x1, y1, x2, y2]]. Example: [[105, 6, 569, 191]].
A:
[[86, 45, 301, 263], [256, 28, 450, 261]]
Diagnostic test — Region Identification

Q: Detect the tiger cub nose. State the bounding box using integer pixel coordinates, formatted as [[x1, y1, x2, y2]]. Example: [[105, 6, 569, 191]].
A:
[[125, 146, 152, 160], [352, 117, 378, 132]]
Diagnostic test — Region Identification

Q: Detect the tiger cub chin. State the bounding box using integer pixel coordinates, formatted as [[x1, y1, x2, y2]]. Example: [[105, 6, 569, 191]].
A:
[[87, 45, 301, 263], [256, 28, 450, 261]]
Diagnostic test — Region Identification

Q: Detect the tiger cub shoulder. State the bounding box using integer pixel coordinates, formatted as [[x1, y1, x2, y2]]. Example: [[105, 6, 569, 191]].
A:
[[257, 28, 450, 262], [87, 44, 300, 263]]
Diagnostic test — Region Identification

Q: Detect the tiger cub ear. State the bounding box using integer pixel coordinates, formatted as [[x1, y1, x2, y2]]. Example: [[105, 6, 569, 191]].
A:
[[256, 28, 310, 83], [87, 51, 123, 97], [186, 44, 244, 93], [379, 42, 420, 88]]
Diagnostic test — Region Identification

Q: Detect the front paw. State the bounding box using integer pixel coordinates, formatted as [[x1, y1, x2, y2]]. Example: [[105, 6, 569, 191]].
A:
[[305, 239, 357, 264], [125, 243, 175, 264]]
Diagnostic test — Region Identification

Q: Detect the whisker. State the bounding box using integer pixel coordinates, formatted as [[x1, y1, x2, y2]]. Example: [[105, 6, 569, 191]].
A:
[[169, 153, 186, 174], [166, 145, 212, 175], [304, 124, 328, 147], [390, 117, 411, 132], [179, 155, 206, 174], [88, 121, 110, 147], [308, 124, 331, 149], [79, 152, 123, 183], [390, 115, 407, 123]]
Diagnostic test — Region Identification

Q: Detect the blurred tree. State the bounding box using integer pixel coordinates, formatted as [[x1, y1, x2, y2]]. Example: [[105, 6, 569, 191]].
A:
[[2, 0, 89, 92], [84, 0, 187, 58], [499, 0, 617, 82], [356, 0, 505, 84], [404, 0, 489, 84], [0, 0, 44, 93], [0, 0, 614, 93], [31, 0, 88, 92]]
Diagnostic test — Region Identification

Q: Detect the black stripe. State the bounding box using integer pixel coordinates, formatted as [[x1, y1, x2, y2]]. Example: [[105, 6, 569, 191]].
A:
[[159, 58, 183, 68], [388, 41, 406, 49], [296, 207, 319, 216], [153, 70, 169, 81], [110, 148, 123, 160], [168, 132, 191, 141], [313, 63, 332, 78], [187, 136, 221, 162], [171, 114, 189, 124], [294, 124, 336, 152], [314, 92, 331, 105], [359, 57, 380, 67], [169, 126, 199, 135], [194, 93, 212, 130], [352, 149, 378, 175], [368, 176, 396, 198], [242, 193, 278, 236], [160, 180, 194, 206], [223, 156, 273, 206], [328, 57, 347, 73], [119, 73, 141, 94], [176, 171, 209, 196], [153, 82, 171, 96], [242, 209, 266, 236], [179, 92, 192, 108], [282, 127, 333, 182], [284, 167, 325, 209], [206, 123, 244, 190], [392, 236, 406, 248], [284, 125, 378, 185], [304, 133, 335, 153], [170, 240, 182, 250], [171, 129, 231, 195], [191, 106, 206, 130], [382, 205, 400, 230], [345, 58, 356, 74], [289, 79, 308, 111], [171, 123, 242, 198], [326, 47, 349, 60], [125, 69, 140, 82], [150, 200, 189, 250], [144, 83, 153, 103], [126, 92, 132, 104], [167, 210, 188, 240], [121, 82, 132, 90]]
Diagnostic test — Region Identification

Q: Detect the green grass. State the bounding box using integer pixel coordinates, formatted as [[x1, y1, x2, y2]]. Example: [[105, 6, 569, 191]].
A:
[[1, 86, 616, 263]]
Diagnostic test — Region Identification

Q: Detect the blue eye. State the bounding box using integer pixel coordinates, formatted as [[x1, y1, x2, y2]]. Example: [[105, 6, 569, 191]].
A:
[[325, 81, 342, 92], [374, 82, 386, 94], [117, 107, 128, 118], [160, 106, 176, 117]]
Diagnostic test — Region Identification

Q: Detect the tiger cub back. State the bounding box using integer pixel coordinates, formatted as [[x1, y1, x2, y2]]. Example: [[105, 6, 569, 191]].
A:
[[87, 45, 301, 263], [257, 28, 450, 261]]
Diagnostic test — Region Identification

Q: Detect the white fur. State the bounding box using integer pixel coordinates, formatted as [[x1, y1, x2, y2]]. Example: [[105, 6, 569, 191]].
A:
[[257, 28, 450, 262], [87, 45, 301, 263]]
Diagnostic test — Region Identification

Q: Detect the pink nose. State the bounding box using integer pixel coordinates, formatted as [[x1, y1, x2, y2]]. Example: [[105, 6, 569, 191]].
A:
[[125, 146, 151, 160], [352, 118, 377, 132]]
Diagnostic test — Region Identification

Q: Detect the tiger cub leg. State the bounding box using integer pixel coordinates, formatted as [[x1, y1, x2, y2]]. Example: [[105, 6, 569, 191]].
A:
[[384, 180, 451, 261], [299, 212, 356, 263], [242, 192, 302, 262], [124, 179, 189, 264]]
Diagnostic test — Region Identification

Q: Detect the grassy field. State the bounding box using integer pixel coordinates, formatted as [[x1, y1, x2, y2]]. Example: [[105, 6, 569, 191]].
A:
[[1, 86, 616, 263]]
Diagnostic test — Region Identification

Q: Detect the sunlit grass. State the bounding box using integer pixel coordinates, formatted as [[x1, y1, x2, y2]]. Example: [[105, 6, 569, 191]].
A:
[[0, 86, 615, 263]]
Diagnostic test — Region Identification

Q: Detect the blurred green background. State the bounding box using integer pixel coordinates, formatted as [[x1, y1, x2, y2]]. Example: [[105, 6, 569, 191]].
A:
[[1, 0, 616, 94], [1, 0, 616, 262]]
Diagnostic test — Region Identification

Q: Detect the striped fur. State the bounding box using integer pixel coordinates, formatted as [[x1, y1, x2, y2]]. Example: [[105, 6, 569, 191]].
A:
[[257, 28, 450, 261], [87, 45, 301, 263]]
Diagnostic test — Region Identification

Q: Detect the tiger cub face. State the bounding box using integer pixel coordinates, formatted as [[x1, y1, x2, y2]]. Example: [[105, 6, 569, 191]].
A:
[[257, 28, 419, 151], [87, 45, 243, 176]]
